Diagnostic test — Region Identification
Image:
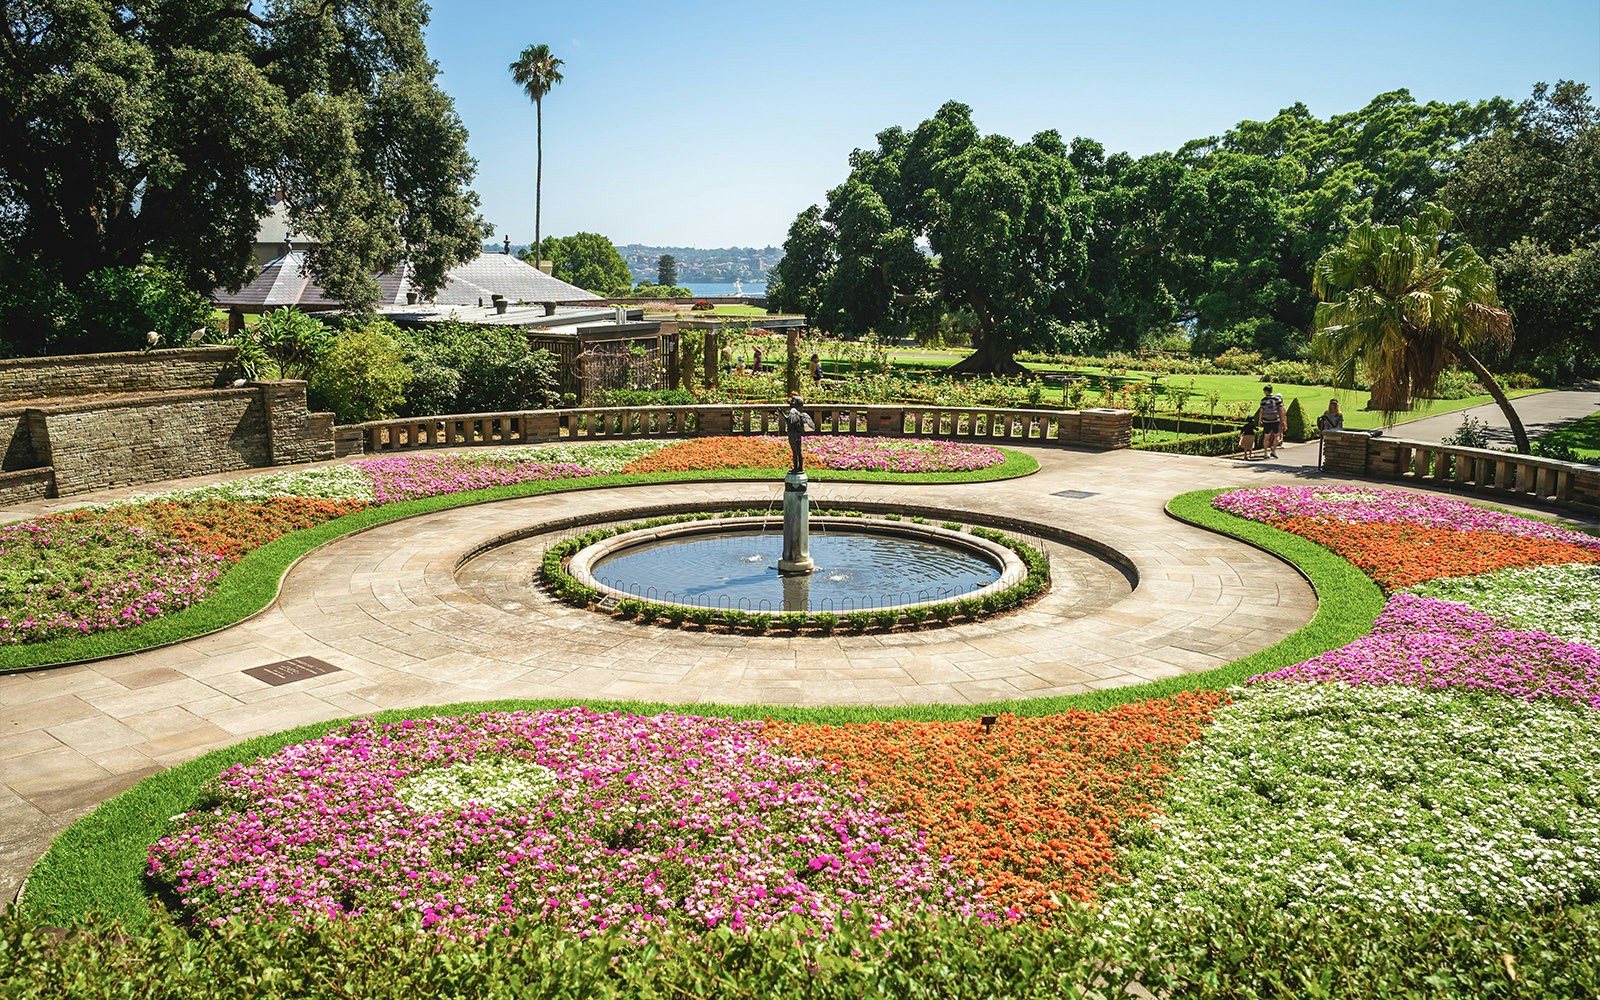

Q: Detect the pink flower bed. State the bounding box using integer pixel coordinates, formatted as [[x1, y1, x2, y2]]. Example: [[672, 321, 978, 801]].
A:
[[356, 454, 601, 503], [148, 708, 987, 936], [1214, 485, 1600, 550], [799, 436, 1006, 473], [1252, 594, 1600, 710], [0, 519, 225, 645]]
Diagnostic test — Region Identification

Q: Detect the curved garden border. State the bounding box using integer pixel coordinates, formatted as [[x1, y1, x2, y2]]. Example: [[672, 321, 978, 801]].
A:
[[0, 451, 1040, 674], [19, 488, 1379, 926]]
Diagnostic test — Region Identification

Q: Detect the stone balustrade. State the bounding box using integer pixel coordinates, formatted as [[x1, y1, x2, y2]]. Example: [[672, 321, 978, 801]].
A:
[[1323, 430, 1600, 513], [353, 404, 1133, 454]]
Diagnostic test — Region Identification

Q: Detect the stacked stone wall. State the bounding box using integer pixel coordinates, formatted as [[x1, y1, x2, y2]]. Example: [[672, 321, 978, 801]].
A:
[[0, 347, 239, 405], [27, 390, 270, 496]]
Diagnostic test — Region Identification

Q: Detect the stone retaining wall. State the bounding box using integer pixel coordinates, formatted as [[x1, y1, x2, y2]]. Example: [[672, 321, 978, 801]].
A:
[[27, 389, 271, 495], [0, 467, 54, 507], [0, 347, 240, 405], [0, 347, 338, 503]]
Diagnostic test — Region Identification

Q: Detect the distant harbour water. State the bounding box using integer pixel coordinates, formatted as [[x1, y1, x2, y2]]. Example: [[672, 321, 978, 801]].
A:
[[679, 281, 768, 297]]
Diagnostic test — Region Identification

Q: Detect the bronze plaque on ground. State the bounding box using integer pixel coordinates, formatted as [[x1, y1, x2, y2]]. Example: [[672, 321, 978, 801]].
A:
[[244, 656, 342, 686]]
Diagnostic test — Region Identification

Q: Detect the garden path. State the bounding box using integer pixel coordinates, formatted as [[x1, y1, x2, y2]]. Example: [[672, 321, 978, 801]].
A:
[[0, 442, 1585, 906]]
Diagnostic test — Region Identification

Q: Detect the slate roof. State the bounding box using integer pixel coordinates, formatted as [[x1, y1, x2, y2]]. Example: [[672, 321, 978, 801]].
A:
[[212, 252, 597, 310], [431, 253, 601, 305]]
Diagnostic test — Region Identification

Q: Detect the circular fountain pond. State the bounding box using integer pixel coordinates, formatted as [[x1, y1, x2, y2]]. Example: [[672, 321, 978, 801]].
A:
[[568, 516, 1026, 613]]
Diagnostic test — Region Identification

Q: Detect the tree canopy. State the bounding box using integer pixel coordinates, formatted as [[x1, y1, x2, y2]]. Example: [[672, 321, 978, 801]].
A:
[[1442, 81, 1600, 374], [1, 0, 488, 353], [773, 88, 1529, 366], [530, 232, 632, 297]]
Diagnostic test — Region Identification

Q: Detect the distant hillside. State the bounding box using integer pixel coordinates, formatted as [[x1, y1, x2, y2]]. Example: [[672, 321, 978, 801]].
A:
[[617, 245, 781, 284], [480, 242, 783, 285]]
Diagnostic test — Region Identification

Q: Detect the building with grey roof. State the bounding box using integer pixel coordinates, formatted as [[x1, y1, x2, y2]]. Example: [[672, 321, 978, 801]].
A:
[[212, 251, 598, 316]]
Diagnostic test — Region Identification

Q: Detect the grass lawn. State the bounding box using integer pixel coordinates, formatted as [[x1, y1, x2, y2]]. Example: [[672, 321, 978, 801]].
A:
[[1537, 409, 1600, 459], [879, 349, 1544, 431]]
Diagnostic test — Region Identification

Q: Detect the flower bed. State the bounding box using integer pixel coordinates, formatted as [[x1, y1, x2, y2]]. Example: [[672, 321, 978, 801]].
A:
[[81, 498, 368, 562], [618, 436, 1008, 475], [766, 692, 1224, 916], [1213, 484, 1600, 550], [147, 708, 988, 935], [1104, 682, 1600, 919], [1252, 594, 1600, 710], [1409, 563, 1600, 647], [0, 518, 224, 645], [1272, 516, 1600, 590], [358, 454, 601, 503], [1099, 486, 1600, 923]]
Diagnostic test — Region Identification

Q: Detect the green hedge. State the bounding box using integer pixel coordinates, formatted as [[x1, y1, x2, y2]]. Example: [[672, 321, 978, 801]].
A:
[[2, 902, 1592, 999], [1133, 430, 1240, 456]]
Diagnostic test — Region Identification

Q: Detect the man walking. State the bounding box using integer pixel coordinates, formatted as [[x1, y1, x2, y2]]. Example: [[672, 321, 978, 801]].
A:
[[1257, 385, 1286, 459]]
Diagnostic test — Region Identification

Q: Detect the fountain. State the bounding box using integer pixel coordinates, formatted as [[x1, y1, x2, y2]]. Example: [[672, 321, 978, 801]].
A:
[[564, 396, 1029, 614]]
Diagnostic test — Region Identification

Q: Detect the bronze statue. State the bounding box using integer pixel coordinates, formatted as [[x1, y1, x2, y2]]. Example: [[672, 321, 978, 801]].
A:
[[783, 395, 814, 474]]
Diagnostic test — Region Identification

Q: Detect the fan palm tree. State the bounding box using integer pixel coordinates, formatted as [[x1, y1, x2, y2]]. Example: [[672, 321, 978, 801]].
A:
[[1312, 202, 1530, 453], [509, 44, 565, 272]]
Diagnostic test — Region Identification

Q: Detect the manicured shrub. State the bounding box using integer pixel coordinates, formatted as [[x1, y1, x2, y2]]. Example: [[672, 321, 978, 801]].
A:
[[777, 612, 806, 634], [1283, 396, 1310, 442], [685, 607, 715, 628], [811, 612, 838, 634], [845, 611, 872, 633], [900, 606, 930, 627], [747, 613, 771, 634], [871, 609, 898, 631]]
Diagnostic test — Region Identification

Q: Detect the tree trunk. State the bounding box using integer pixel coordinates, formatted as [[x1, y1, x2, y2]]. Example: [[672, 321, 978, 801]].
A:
[[947, 335, 1028, 375], [1448, 344, 1531, 454], [534, 99, 543, 271]]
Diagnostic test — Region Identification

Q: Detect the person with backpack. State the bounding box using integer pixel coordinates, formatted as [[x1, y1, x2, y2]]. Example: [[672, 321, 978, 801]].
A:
[[1257, 385, 1286, 458]]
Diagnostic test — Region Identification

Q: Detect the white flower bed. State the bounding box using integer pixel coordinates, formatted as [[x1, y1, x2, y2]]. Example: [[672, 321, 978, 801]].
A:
[[1409, 563, 1600, 648], [1105, 682, 1600, 919], [399, 756, 557, 812]]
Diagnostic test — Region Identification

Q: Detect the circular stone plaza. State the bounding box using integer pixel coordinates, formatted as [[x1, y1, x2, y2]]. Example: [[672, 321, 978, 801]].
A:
[[3, 417, 1596, 907]]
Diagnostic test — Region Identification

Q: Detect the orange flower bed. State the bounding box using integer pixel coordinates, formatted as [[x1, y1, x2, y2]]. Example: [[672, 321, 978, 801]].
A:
[[73, 498, 368, 562], [765, 691, 1226, 916], [621, 436, 790, 473], [1277, 516, 1600, 591]]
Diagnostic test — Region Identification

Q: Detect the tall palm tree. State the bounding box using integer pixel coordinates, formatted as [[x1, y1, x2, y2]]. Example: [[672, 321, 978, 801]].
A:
[[1312, 202, 1530, 453], [509, 44, 564, 272]]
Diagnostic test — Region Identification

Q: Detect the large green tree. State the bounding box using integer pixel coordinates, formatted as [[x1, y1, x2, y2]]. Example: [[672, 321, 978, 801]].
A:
[[1312, 203, 1529, 452], [508, 43, 563, 273], [0, 0, 489, 345], [773, 103, 1082, 372], [1441, 81, 1600, 373], [531, 232, 632, 296], [1180, 89, 1511, 341]]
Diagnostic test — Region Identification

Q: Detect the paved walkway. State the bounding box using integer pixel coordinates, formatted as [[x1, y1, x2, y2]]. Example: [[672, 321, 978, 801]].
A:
[[3, 435, 1596, 905]]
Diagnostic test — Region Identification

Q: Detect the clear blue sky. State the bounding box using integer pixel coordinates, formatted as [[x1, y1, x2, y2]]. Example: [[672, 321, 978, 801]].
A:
[[424, 0, 1600, 249]]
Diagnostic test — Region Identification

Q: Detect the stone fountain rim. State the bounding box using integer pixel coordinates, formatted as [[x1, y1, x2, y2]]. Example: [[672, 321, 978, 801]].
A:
[[567, 514, 1029, 613]]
